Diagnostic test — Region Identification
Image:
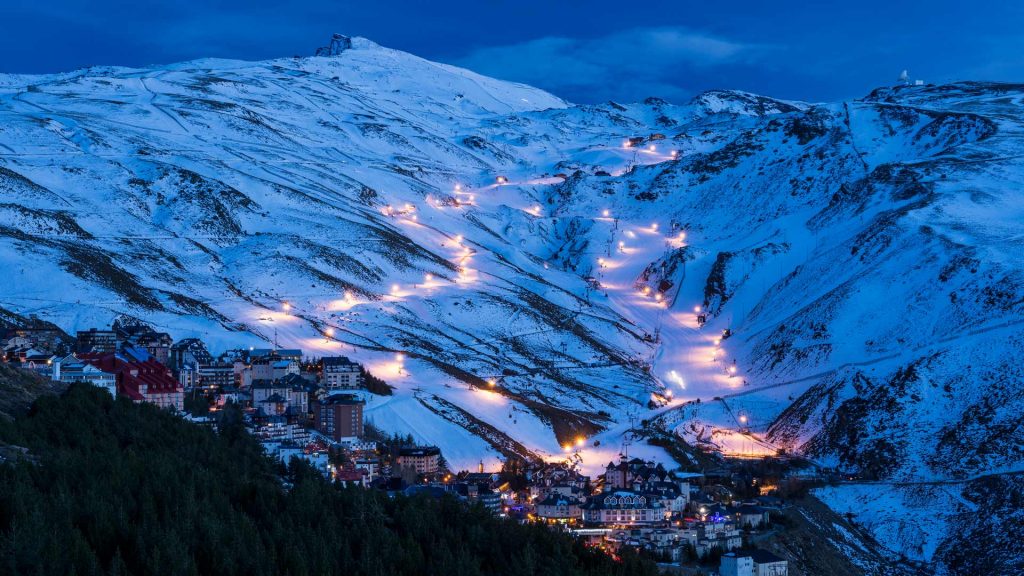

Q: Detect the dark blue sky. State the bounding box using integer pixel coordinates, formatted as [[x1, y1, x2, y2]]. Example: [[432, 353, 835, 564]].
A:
[[3, 0, 1022, 103]]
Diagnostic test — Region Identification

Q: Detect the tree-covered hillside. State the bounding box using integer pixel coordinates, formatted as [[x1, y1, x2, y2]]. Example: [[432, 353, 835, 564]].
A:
[[0, 384, 656, 576]]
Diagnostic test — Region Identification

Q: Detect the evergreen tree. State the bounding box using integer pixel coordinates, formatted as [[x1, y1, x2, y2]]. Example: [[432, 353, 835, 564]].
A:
[[0, 384, 659, 576]]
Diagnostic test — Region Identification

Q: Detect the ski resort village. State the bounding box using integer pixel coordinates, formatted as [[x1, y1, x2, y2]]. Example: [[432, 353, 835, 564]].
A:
[[1, 33, 1023, 575], [4, 317, 805, 574]]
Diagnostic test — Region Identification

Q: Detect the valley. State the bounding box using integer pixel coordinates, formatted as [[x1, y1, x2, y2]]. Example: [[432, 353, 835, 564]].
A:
[[2, 37, 1023, 574]]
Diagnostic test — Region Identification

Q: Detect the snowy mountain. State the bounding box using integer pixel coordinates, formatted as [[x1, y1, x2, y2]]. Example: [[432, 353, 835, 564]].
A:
[[2, 36, 1023, 573]]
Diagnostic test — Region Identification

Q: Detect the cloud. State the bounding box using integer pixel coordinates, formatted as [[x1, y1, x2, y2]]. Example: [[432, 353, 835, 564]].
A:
[[452, 27, 773, 104]]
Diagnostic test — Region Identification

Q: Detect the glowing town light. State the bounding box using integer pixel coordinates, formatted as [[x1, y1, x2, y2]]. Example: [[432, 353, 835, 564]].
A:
[[424, 273, 433, 283], [563, 445, 572, 453], [648, 144, 656, 152], [487, 378, 496, 387], [671, 150, 678, 158], [602, 209, 610, 218], [576, 437, 586, 447], [343, 290, 352, 301], [714, 338, 721, 346], [729, 365, 738, 375], [282, 302, 291, 311], [694, 305, 702, 313], [534, 205, 542, 213], [469, 195, 476, 202], [622, 139, 632, 149], [396, 353, 406, 362], [325, 327, 335, 337], [391, 284, 401, 294], [651, 222, 659, 231], [496, 175, 508, 184], [618, 241, 625, 248], [411, 214, 418, 221], [597, 258, 606, 267], [626, 230, 636, 239], [678, 232, 686, 241], [642, 286, 651, 295], [454, 234, 463, 243], [655, 293, 663, 302], [739, 415, 748, 425], [404, 203, 414, 211], [455, 184, 462, 191]]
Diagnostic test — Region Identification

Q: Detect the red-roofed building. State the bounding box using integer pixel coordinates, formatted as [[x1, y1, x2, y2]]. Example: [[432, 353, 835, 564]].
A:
[[332, 467, 368, 488], [79, 353, 184, 411]]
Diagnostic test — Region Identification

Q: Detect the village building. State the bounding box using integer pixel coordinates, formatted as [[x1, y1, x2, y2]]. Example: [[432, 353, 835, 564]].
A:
[[734, 504, 771, 528], [535, 493, 582, 524], [1, 326, 67, 358], [396, 446, 441, 475], [51, 353, 117, 397], [314, 394, 365, 442], [720, 549, 788, 576], [354, 456, 381, 481], [113, 321, 173, 365], [250, 414, 310, 443], [250, 348, 303, 363], [21, 352, 57, 376], [453, 482, 502, 513], [75, 328, 118, 354], [322, 356, 362, 389], [197, 362, 234, 392], [168, 338, 214, 387], [78, 352, 184, 411], [581, 490, 664, 525], [640, 480, 690, 518], [333, 467, 369, 488], [603, 457, 671, 490]]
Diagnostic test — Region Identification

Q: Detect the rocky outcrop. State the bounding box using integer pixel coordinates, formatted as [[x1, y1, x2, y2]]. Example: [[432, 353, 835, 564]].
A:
[[315, 33, 352, 57]]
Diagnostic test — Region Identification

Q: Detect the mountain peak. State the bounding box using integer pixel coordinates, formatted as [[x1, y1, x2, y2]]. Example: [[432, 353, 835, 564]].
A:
[[689, 89, 805, 116], [315, 33, 353, 57]]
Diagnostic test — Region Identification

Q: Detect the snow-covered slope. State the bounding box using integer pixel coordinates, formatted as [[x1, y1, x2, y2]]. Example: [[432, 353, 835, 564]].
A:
[[2, 37, 1023, 573]]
